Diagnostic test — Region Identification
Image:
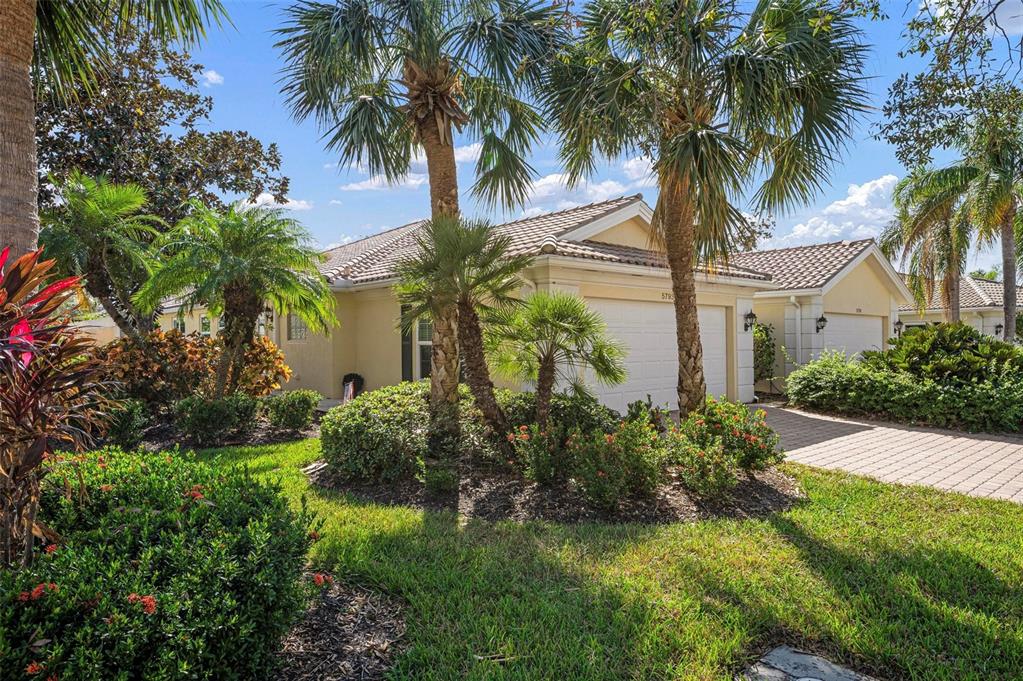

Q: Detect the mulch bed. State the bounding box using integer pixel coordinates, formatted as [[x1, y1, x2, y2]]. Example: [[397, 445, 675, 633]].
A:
[[139, 418, 321, 452], [305, 462, 803, 524], [276, 578, 406, 681]]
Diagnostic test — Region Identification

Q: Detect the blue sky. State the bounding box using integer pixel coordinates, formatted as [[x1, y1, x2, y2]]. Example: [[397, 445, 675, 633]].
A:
[[188, 1, 1002, 270]]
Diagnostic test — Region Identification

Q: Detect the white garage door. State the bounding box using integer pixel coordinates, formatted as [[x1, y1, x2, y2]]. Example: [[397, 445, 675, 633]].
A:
[[585, 299, 728, 413], [822, 313, 883, 357]]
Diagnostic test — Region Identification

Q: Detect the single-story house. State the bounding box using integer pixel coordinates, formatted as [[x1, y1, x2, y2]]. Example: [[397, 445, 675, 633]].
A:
[[728, 239, 913, 390], [272, 195, 774, 411], [897, 275, 1023, 336]]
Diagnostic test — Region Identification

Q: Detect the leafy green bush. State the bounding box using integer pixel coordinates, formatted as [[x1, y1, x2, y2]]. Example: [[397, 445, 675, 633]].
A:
[[567, 419, 663, 510], [508, 424, 567, 485], [787, 350, 1023, 432], [1, 449, 315, 680], [679, 397, 783, 471], [862, 322, 1023, 382], [499, 389, 620, 436], [103, 398, 149, 450], [664, 430, 737, 498], [264, 389, 322, 432], [753, 322, 776, 384], [174, 393, 259, 447]]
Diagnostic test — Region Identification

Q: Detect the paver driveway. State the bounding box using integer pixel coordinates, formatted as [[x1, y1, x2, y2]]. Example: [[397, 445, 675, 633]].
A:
[[762, 405, 1023, 503]]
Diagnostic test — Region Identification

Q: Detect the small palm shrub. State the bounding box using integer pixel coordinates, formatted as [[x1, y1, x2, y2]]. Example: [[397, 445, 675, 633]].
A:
[[1, 449, 315, 680], [679, 397, 782, 472], [264, 389, 322, 432], [103, 398, 149, 450], [174, 393, 259, 447], [567, 419, 663, 511], [664, 430, 737, 498]]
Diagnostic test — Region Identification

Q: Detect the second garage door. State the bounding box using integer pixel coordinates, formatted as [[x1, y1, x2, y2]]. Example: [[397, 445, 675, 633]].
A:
[[585, 299, 728, 413], [821, 312, 883, 357]]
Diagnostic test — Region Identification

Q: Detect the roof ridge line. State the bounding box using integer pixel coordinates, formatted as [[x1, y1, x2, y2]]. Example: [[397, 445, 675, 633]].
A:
[[327, 220, 425, 281], [741, 237, 875, 256], [964, 276, 995, 306], [496, 194, 643, 231]]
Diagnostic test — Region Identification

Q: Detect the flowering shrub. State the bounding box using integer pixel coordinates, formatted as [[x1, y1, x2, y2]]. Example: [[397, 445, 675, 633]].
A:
[[0, 449, 315, 679], [508, 424, 566, 485], [679, 397, 782, 472], [568, 419, 663, 511], [175, 393, 259, 447], [664, 430, 737, 498], [264, 388, 322, 432]]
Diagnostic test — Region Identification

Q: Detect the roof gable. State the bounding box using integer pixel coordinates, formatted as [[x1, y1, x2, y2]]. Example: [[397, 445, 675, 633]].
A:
[[728, 239, 873, 290], [900, 275, 1023, 312]]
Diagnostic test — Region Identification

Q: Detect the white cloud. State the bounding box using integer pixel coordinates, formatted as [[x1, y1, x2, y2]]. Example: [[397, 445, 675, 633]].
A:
[[329, 199, 343, 206], [622, 156, 656, 187], [323, 162, 339, 170], [247, 192, 313, 211], [340, 173, 428, 191], [454, 142, 483, 164], [769, 174, 899, 247], [201, 69, 224, 87], [523, 173, 629, 214]]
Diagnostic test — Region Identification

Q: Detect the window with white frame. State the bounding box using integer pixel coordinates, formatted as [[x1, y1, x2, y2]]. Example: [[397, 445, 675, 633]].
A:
[[217, 317, 225, 335], [172, 316, 186, 334], [200, 315, 211, 337], [415, 318, 432, 379], [287, 313, 308, 341]]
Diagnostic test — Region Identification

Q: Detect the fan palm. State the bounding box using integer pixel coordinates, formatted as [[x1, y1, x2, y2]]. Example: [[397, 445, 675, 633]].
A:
[[276, 0, 566, 450], [0, 0, 226, 258], [486, 292, 626, 430], [880, 167, 973, 322], [544, 0, 869, 413], [39, 171, 163, 340], [396, 216, 533, 443], [135, 203, 335, 397]]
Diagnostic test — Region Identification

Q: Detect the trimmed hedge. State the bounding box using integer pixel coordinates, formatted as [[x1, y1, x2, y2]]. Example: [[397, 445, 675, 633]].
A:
[[1, 449, 315, 680], [175, 393, 259, 447], [264, 389, 322, 432]]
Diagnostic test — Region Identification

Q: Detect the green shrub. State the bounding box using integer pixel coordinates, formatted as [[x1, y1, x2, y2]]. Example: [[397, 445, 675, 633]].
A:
[[1, 449, 315, 680], [863, 322, 1023, 382], [568, 419, 663, 511], [664, 430, 737, 498], [104, 398, 149, 450], [499, 390, 620, 436], [508, 424, 567, 486], [320, 382, 429, 481], [679, 397, 783, 472], [264, 389, 322, 431], [174, 393, 259, 447], [787, 351, 1023, 432], [753, 322, 776, 384], [625, 396, 669, 432]]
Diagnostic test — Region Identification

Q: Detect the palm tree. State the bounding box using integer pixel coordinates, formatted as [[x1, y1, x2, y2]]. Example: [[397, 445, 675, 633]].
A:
[[880, 167, 972, 323], [39, 171, 162, 340], [486, 292, 626, 431], [136, 203, 335, 397], [275, 0, 567, 447], [544, 0, 869, 413], [396, 216, 532, 442], [0, 0, 225, 257]]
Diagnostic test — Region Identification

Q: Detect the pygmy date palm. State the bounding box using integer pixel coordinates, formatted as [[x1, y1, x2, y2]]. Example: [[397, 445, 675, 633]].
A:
[[545, 0, 869, 413], [136, 203, 335, 397]]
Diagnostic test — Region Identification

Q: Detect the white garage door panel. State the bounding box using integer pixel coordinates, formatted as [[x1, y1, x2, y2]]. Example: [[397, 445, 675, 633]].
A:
[[585, 299, 728, 413], [822, 313, 883, 357]]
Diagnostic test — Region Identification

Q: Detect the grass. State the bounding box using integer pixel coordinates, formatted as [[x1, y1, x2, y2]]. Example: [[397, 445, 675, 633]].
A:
[[198, 439, 1023, 680]]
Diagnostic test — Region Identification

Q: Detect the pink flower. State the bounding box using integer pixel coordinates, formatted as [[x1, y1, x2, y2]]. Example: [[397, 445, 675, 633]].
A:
[[44, 544, 57, 554], [11, 319, 34, 367]]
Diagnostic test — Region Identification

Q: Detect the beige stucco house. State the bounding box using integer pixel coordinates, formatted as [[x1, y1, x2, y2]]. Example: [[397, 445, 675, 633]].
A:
[[729, 239, 913, 391], [269, 195, 775, 411], [897, 275, 1023, 336]]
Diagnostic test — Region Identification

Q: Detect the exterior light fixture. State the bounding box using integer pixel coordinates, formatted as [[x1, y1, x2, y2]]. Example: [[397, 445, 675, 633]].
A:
[[744, 310, 757, 332], [815, 315, 828, 333], [996, 323, 1004, 337], [894, 319, 904, 337]]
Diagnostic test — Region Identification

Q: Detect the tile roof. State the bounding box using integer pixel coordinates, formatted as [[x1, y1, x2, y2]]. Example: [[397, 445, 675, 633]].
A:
[[727, 239, 874, 290], [899, 275, 1023, 312], [319, 195, 771, 285]]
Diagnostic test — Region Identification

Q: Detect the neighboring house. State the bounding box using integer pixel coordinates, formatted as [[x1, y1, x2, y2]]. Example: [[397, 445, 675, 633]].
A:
[[84, 295, 235, 343], [271, 195, 774, 411], [897, 275, 1023, 336], [729, 239, 913, 391]]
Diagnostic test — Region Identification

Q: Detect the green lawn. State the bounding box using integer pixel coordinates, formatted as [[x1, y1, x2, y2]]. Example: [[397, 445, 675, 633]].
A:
[[198, 439, 1023, 680]]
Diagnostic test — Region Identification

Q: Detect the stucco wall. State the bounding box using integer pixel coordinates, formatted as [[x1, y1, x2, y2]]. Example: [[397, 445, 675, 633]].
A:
[[824, 258, 898, 317], [587, 217, 656, 250]]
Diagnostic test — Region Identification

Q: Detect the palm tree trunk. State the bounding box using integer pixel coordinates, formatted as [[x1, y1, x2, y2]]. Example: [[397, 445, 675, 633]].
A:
[[947, 269, 961, 324], [418, 117, 460, 218], [428, 305, 460, 457], [1002, 210, 1017, 342], [0, 0, 40, 256], [457, 297, 511, 446], [658, 176, 707, 414], [534, 356, 556, 432]]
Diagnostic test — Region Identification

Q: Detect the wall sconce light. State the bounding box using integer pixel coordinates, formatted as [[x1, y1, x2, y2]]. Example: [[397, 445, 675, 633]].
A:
[[815, 315, 828, 333], [996, 323, 1004, 337], [894, 319, 904, 337], [744, 310, 757, 332]]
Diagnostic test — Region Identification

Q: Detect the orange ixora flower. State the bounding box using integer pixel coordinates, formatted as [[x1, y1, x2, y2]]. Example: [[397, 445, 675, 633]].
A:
[[604, 434, 615, 444], [128, 593, 157, 614], [25, 661, 43, 675], [312, 573, 334, 587], [44, 544, 57, 554]]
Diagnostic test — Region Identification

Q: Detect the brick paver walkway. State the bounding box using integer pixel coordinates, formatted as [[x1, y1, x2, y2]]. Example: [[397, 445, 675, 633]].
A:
[[762, 406, 1023, 503]]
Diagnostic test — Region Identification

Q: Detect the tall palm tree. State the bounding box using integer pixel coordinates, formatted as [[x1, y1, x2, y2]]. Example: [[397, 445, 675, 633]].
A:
[[485, 291, 626, 430], [275, 0, 567, 449], [880, 167, 973, 323], [39, 171, 162, 339], [0, 0, 225, 257], [396, 216, 533, 443], [544, 0, 869, 413], [136, 203, 335, 397]]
